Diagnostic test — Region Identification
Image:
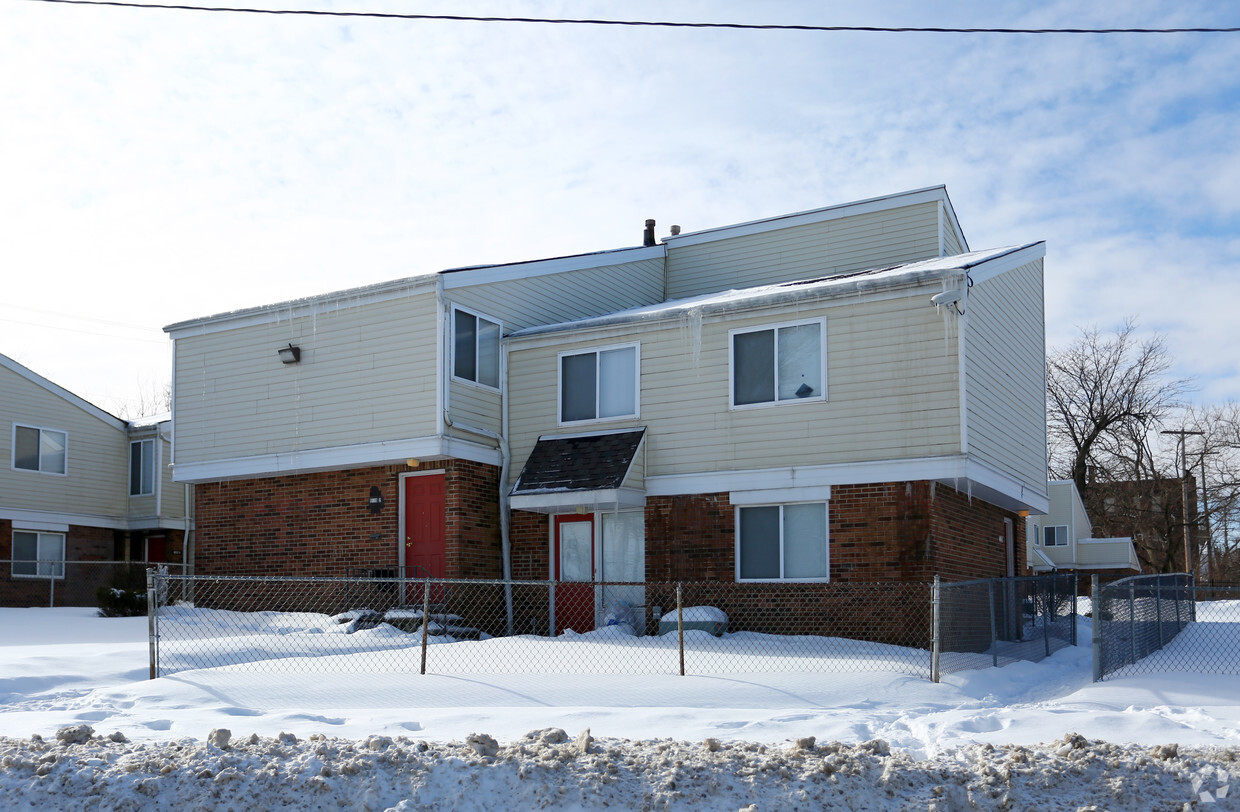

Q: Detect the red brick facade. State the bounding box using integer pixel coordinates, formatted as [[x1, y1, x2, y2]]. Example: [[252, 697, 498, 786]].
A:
[[0, 520, 117, 608], [193, 459, 501, 578]]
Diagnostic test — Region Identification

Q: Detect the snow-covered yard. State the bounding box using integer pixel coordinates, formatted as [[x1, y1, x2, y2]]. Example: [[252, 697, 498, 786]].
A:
[[1, 606, 1238, 809]]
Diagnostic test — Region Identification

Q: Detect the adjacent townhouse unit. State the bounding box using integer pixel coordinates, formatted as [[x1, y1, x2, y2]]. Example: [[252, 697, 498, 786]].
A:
[[164, 186, 1050, 633], [1, 353, 191, 607], [1026, 480, 1140, 582]]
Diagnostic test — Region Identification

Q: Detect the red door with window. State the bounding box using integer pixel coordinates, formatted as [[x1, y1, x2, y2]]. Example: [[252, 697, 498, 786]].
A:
[[554, 514, 595, 634], [404, 474, 446, 584]]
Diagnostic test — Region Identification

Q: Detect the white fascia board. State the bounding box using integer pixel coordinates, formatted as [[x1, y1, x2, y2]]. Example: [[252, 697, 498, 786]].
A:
[[0, 353, 128, 431], [442, 245, 666, 290], [663, 186, 950, 248], [646, 455, 1049, 514], [729, 485, 832, 505], [171, 436, 501, 483], [164, 275, 438, 338], [1, 508, 127, 531], [962, 242, 1046, 285], [126, 516, 191, 531], [509, 487, 646, 514]]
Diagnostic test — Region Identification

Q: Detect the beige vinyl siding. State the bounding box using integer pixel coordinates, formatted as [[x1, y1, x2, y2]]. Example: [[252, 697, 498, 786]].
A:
[[447, 379, 500, 435], [126, 431, 187, 521], [507, 290, 961, 487], [941, 203, 964, 256], [666, 202, 941, 300], [173, 293, 440, 466], [963, 259, 1047, 496], [1, 365, 129, 518], [448, 258, 665, 332]]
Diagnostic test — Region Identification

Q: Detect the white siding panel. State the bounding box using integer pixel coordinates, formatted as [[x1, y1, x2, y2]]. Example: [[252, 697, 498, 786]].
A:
[[173, 293, 440, 467], [448, 380, 501, 435], [448, 258, 665, 332], [0, 364, 129, 518], [941, 203, 963, 256], [666, 203, 941, 299], [506, 292, 961, 487], [963, 260, 1047, 496]]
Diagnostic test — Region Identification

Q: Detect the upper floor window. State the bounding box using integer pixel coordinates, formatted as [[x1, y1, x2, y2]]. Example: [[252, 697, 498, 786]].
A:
[[12, 530, 65, 579], [559, 344, 639, 423], [1043, 525, 1069, 547], [130, 438, 155, 496], [736, 502, 828, 582], [452, 308, 501, 389], [730, 319, 826, 408], [12, 424, 67, 475]]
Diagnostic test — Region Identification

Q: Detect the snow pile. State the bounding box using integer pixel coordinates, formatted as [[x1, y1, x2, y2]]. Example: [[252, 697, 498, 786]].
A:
[[1, 725, 1235, 811]]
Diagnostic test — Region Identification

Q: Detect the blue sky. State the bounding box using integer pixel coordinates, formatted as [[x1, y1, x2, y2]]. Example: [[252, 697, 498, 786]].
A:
[[1, 0, 1238, 418]]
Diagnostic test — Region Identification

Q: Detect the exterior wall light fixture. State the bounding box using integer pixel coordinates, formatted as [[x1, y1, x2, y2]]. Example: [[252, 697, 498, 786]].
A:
[[277, 343, 301, 364]]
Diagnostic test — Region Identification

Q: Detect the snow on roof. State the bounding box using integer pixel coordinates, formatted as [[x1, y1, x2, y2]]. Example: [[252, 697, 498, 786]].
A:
[[510, 243, 1043, 340], [129, 412, 172, 429]]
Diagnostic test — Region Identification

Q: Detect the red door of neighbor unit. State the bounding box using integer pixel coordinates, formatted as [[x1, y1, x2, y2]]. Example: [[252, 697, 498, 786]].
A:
[[554, 514, 595, 634], [403, 474, 446, 580]]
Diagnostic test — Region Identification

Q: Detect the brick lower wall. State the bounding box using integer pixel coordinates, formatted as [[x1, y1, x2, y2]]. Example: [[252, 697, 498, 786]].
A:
[[193, 459, 502, 578], [1, 521, 118, 608]]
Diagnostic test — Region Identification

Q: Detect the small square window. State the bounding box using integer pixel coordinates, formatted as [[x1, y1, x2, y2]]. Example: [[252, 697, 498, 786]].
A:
[[12, 530, 65, 579], [737, 502, 828, 581], [452, 309, 501, 389], [559, 344, 638, 423], [731, 320, 825, 407], [12, 425, 66, 475], [1044, 525, 1069, 547]]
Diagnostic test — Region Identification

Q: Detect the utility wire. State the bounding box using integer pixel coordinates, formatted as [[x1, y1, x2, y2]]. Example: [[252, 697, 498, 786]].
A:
[[20, 0, 1240, 34]]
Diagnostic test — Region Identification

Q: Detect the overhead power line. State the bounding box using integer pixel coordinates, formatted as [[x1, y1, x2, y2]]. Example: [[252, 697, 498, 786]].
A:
[[21, 0, 1240, 34]]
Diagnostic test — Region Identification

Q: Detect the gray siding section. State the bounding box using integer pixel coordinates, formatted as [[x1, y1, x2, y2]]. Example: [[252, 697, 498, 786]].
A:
[[0, 364, 128, 519], [173, 293, 440, 466], [963, 259, 1047, 496], [447, 258, 665, 332], [506, 290, 961, 487], [448, 379, 501, 435], [941, 203, 964, 256], [666, 202, 941, 300]]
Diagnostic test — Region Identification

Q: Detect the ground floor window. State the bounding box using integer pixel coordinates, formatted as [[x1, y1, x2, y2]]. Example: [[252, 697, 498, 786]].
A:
[[736, 502, 828, 581], [11, 530, 66, 579]]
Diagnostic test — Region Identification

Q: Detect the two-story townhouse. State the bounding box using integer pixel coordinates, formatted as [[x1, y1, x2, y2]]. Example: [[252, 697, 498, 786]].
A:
[[164, 186, 1049, 634], [1, 353, 191, 607]]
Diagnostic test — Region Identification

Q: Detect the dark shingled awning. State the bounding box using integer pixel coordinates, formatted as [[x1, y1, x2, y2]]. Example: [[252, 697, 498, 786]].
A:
[[512, 429, 646, 496]]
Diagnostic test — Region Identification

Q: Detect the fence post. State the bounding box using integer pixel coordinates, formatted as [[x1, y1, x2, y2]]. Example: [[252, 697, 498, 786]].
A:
[[676, 583, 685, 677], [1091, 575, 1101, 682], [988, 580, 997, 668], [1043, 577, 1052, 658], [1155, 578, 1164, 648], [1071, 574, 1078, 647], [419, 578, 430, 676], [1129, 580, 1137, 666], [931, 576, 941, 683], [49, 565, 55, 608], [147, 567, 158, 680]]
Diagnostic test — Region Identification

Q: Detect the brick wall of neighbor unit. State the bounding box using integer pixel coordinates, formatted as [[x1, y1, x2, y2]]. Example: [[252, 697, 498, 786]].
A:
[[193, 459, 502, 578], [509, 511, 550, 580], [0, 521, 116, 608], [925, 482, 1026, 582]]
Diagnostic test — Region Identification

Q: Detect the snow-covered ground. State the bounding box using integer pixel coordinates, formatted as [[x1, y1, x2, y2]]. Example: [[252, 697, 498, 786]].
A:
[[1, 605, 1237, 809]]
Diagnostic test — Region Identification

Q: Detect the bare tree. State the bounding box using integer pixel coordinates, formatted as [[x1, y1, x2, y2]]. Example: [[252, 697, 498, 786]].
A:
[[1047, 320, 1189, 496], [111, 378, 172, 421]]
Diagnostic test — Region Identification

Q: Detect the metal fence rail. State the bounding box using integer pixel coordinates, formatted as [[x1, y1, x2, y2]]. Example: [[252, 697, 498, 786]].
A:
[[0, 559, 186, 609], [934, 573, 1078, 679], [1093, 576, 1240, 680]]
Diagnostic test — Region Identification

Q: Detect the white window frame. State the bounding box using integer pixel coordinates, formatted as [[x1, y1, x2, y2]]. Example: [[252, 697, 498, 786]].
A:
[[11, 423, 68, 476], [11, 530, 66, 580], [130, 438, 156, 496], [557, 342, 640, 425], [729, 317, 827, 410], [451, 306, 502, 391], [735, 501, 829, 583], [1044, 525, 1069, 547]]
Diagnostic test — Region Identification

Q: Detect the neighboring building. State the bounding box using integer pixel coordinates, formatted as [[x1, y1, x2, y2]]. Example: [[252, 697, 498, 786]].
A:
[[1082, 475, 1197, 575], [1026, 480, 1139, 580], [164, 186, 1050, 632], [1, 353, 191, 607]]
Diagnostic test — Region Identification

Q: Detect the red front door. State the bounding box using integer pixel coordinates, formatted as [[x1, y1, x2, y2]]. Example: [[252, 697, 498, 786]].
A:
[[404, 474, 446, 579], [554, 514, 595, 634]]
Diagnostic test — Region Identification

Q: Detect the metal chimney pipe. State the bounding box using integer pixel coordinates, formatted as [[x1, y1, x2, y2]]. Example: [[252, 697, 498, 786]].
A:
[[643, 219, 656, 247]]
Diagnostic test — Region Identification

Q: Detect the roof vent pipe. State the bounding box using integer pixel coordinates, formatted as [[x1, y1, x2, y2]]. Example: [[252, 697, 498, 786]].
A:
[[670, 225, 681, 236], [643, 219, 656, 247]]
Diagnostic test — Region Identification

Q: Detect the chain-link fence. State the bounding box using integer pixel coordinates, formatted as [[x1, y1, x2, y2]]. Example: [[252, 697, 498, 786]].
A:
[[0, 560, 187, 609], [1093, 575, 1240, 680], [148, 571, 1089, 681], [150, 573, 936, 679], [933, 573, 1078, 679]]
